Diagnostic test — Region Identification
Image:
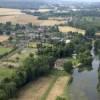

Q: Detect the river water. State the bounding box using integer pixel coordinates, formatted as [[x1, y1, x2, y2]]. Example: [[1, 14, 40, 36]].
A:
[[69, 44, 100, 100]]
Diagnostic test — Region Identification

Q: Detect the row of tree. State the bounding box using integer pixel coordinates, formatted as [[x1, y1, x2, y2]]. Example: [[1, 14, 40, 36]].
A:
[[94, 39, 100, 55], [0, 55, 56, 100]]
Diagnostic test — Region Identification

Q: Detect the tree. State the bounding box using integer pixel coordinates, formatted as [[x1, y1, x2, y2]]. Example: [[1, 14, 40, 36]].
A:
[[12, 69, 27, 88], [0, 78, 17, 99], [0, 89, 7, 100], [85, 28, 96, 37], [63, 60, 73, 73]]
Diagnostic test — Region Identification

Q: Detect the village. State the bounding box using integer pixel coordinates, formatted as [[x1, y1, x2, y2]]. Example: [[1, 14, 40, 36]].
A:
[[0, 1, 100, 100]]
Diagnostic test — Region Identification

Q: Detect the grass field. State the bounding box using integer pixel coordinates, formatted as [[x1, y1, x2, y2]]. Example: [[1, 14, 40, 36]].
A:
[[9, 48, 37, 63], [0, 47, 12, 55], [59, 26, 85, 35], [0, 67, 15, 80]]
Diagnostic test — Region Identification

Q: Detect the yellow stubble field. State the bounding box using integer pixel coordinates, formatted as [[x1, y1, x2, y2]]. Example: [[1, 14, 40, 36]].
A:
[[0, 8, 65, 26], [59, 26, 85, 35]]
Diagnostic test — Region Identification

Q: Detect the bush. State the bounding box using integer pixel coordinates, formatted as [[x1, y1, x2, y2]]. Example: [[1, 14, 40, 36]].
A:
[[56, 96, 66, 100]]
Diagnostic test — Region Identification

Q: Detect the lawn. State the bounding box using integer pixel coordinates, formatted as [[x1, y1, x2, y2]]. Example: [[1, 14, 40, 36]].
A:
[[0, 47, 12, 55], [0, 67, 15, 80]]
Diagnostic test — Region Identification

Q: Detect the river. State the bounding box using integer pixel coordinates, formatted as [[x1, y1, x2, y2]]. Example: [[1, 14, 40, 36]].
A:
[[69, 43, 100, 100]]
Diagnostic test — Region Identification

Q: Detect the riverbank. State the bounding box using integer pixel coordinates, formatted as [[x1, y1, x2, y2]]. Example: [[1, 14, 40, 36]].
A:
[[69, 43, 100, 100]]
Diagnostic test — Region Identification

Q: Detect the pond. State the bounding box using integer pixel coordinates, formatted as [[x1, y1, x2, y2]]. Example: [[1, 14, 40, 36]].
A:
[[69, 44, 100, 100]]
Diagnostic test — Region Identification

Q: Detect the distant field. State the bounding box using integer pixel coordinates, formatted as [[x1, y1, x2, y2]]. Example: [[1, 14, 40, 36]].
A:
[[96, 32, 100, 36], [0, 35, 9, 42], [0, 67, 14, 80], [0, 47, 12, 55], [0, 8, 23, 16], [59, 26, 85, 35], [0, 8, 65, 26], [37, 9, 51, 13], [48, 17, 66, 21], [0, 14, 65, 26]]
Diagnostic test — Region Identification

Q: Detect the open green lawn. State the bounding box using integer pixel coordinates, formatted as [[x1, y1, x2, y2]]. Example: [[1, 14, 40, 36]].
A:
[[0, 67, 15, 80], [0, 47, 12, 55]]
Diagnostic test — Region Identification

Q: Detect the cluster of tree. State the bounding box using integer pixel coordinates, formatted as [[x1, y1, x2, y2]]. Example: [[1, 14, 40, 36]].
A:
[[48, 26, 59, 33], [38, 16, 48, 20], [77, 50, 92, 66], [40, 42, 74, 59], [73, 10, 100, 17], [85, 28, 96, 37], [63, 60, 73, 73], [94, 39, 100, 55], [68, 16, 100, 32], [97, 67, 100, 92], [0, 22, 35, 36], [0, 55, 55, 100], [33, 11, 70, 18], [71, 36, 93, 66]]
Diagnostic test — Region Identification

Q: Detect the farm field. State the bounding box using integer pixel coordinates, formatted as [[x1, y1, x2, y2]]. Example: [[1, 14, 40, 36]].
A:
[[46, 76, 70, 100], [12, 70, 71, 100], [0, 47, 12, 55], [1, 47, 37, 68], [96, 32, 100, 36], [0, 8, 23, 16], [0, 35, 9, 42], [37, 9, 52, 13], [0, 8, 65, 26], [13, 76, 54, 100], [0, 41, 37, 69], [0, 14, 65, 26], [59, 26, 86, 35], [10, 48, 37, 62], [48, 17, 66, 21]]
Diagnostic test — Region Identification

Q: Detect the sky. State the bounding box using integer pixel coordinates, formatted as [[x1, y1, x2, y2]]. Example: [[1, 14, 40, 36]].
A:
[[1, 0, 100, 2]]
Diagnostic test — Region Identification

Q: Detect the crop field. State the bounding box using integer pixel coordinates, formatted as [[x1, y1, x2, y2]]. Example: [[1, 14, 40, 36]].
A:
[[0, 8, 23, 16], [59, 26, 85, 35], [0, 14, 65, 26], [0, 8, 65, 26], [39, 20, 65, 26], [13, 70, 71, 100], [0, 35, 9, 42], [14, 76, 54, 100]]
